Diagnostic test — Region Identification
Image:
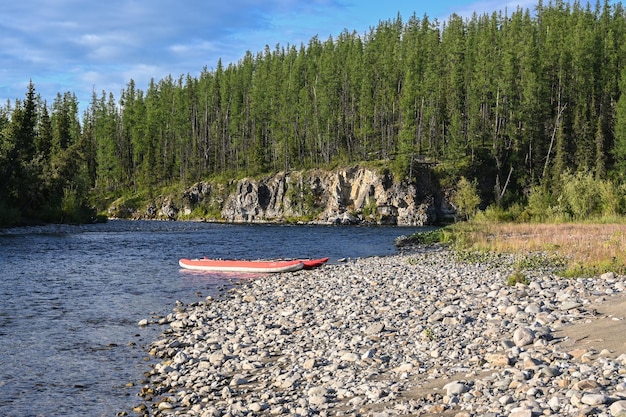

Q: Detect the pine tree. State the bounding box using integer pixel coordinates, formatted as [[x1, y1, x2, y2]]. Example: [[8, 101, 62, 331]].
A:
[[0, 81, 39, 210], [613, 66, 626, 174]]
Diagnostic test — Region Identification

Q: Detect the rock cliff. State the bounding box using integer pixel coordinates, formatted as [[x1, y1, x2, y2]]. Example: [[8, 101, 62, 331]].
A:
[[169, 165, 455, 226]]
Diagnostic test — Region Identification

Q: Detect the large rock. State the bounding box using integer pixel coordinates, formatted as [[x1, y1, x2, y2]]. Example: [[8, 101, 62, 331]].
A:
[[513, 327, 535, 347], [175, 166, 452, 225], [160, 198, 179, 220]]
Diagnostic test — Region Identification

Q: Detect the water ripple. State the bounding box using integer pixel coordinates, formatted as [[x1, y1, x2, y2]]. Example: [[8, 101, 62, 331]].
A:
[[0, 220, 425, 416]]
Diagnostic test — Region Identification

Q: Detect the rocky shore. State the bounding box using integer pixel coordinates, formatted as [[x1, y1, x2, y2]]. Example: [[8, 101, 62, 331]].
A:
[[133, 247, 626, 416]]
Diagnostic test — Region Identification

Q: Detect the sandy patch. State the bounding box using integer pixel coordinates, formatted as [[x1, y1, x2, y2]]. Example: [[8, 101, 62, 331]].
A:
[[555, 293, 626, 357]]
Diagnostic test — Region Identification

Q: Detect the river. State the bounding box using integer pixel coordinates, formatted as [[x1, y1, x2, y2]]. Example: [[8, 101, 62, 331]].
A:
[[0, 220, 426, 416]]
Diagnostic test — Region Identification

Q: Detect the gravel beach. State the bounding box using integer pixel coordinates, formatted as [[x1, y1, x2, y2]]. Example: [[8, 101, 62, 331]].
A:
[[133, 246, 626, 416]]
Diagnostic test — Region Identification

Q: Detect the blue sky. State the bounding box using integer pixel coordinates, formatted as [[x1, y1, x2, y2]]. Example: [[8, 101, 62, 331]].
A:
[[1, 0, 536, 115]]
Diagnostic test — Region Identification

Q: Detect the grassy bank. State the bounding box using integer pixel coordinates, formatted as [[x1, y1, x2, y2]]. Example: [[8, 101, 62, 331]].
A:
[[410, 222, 626, 277]]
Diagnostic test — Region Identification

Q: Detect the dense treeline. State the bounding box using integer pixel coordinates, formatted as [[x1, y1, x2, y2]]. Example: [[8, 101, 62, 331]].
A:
[[2, 0, 626, 225], [0, 85, 91, 224]]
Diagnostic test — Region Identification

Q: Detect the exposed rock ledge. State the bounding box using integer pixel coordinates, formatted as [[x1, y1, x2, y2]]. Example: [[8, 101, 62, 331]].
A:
[[128, 166, 457, 226]]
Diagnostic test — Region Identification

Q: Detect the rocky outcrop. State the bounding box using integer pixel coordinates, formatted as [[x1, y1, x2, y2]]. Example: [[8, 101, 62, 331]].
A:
[[179, 166, 454, 226]]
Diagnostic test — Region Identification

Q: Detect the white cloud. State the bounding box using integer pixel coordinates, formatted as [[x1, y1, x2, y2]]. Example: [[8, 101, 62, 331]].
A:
[[78, 34, 105, 47], [121, 64, 164, 84], [169, 40, 219, 56], [7, 0, 507, 113], [79, 71, 106, 86]]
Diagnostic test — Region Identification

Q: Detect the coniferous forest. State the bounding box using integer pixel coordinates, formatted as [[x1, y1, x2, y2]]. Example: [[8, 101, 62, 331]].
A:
[[3, 0, 626, 225]]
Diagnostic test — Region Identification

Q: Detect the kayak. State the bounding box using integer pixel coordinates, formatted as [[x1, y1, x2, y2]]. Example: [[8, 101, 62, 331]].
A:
[[178, 258, 304, 273], [301, 257, 330, 269], [178, 257, 329, 273]]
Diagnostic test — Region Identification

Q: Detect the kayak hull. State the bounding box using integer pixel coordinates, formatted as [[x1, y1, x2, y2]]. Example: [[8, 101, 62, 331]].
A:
[[302, 257, 330, 269], [179, 258, 304, 273]]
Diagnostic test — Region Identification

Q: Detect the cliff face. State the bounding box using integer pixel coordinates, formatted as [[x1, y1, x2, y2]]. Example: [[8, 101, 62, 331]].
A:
[[173, 166, 454, 226]]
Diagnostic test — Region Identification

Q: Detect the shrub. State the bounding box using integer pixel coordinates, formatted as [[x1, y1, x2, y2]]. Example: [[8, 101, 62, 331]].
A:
[[478, 203, 525, 223], [362, 197, 379, 222], [526, 184, 555, 221], [599, 179, 623, 217], [507, 270, 530, 286], [561, 171, 602, 219], [452, 176, 481, 220], [395, 228, 443, 247]]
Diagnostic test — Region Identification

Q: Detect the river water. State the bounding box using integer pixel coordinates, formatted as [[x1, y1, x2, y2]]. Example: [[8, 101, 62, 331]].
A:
[[0, 220, 425, 416]]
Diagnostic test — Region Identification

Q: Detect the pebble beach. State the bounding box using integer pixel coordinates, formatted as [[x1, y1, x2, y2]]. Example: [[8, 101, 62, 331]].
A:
[[133, 246, 626, 417]]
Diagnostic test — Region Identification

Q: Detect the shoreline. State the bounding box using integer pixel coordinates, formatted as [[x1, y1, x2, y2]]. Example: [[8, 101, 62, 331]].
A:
[[133, 247, 626, 416]]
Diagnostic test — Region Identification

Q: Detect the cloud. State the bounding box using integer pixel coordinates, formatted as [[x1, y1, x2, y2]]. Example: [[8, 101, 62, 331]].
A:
[[169, 39, 221, 55], [0, 0, 422, 111]]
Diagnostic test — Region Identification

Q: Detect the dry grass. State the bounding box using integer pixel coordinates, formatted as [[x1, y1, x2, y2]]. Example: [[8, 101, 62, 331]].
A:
[[452, 222, 626, 276]]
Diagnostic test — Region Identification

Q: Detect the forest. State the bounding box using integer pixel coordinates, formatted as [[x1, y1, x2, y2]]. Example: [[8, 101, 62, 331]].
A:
[[2, 0, 626, 226]]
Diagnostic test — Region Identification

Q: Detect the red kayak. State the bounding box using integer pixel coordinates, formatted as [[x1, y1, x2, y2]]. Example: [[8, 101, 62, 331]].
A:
[[179, 257, 329, 273], [179, 258, 304, 273], [301, 257, 330, 269]]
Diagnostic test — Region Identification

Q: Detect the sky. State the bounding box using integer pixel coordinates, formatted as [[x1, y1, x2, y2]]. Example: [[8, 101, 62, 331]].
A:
[[1, 0, 537, 115]]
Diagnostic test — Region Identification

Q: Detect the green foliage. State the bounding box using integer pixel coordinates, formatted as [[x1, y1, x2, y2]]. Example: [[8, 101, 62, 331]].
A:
[[598, 179, 624, 217], [6, 3, 626, 225], [452, 177, 481, 220], [184, 205, 223, 221], [513, 253, 567, 271], [108, 194, 146, 218], [403, 226, 478, 250], [452, 249, 509, 267], [285, 177, 319, 220], [79, 3, 626, 215], [361, 197, 379, 222], [421, 328, 437, 341], [560, 259, 626, 278], [560, 171, 602, 219], [396, 228, 446, 246], [525, 184, 556, 221], [613, 66, 626, 173], [507, 271, 530, 286], [61, 187, 95, 224], [474, 204, 525, 223], [521, 171, 626, 222]]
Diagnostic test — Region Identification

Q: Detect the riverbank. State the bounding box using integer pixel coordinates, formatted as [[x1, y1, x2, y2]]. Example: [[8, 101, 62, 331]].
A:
[[134, 246, 626, 416]]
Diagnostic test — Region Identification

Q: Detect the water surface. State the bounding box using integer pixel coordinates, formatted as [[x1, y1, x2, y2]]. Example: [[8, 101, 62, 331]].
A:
[[0, 220, 425, 416]]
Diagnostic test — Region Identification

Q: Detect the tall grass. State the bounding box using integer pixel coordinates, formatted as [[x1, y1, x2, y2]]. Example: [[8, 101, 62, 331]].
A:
[[447, 221, 626, 277]]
